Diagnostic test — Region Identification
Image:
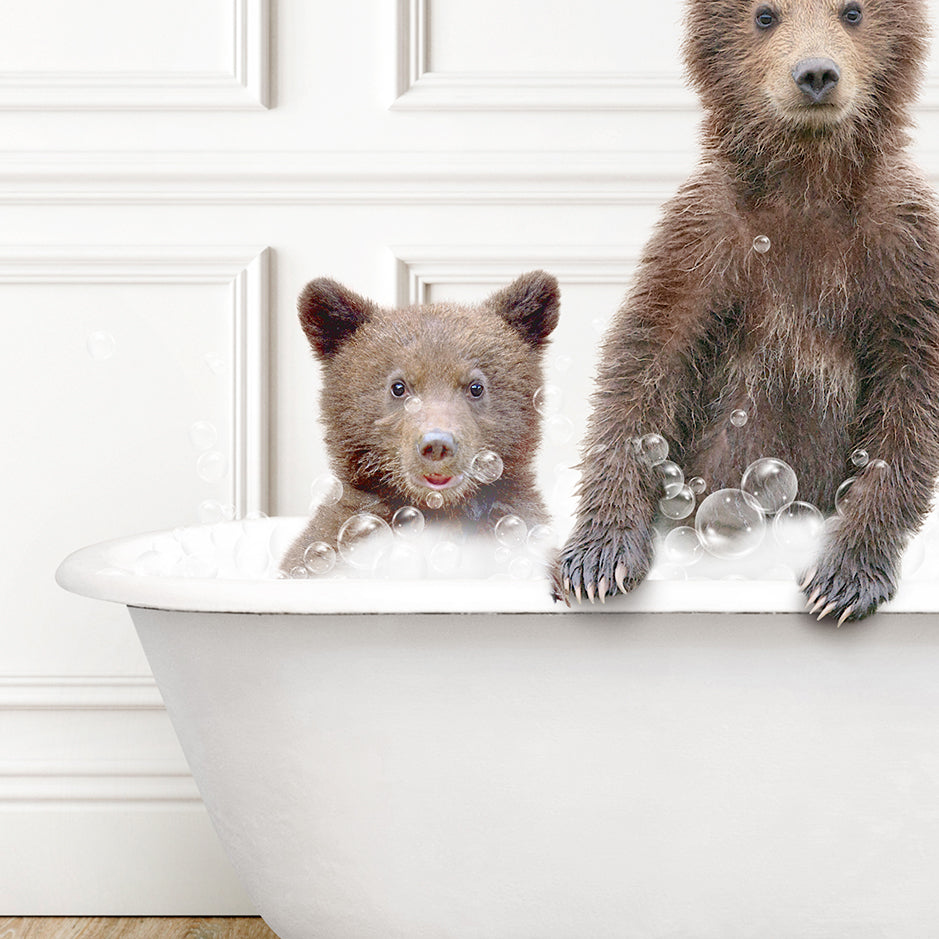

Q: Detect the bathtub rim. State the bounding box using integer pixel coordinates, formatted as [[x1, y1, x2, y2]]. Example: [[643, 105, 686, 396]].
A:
[[55, 516, 939, 616]]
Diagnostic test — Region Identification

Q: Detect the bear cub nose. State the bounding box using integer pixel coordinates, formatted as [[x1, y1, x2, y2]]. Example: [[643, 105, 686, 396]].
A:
[[418, 430, 457, 463], [792, 57, 840, 103]]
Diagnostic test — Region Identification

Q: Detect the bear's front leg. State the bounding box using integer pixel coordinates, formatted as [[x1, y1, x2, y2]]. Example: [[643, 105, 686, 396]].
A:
[[804, 270, 939, 623], [555, 438, 658, 602]]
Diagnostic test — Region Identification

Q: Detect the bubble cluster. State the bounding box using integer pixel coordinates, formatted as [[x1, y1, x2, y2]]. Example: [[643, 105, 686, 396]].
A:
[[87, 330, 116, 360], [470, 449, 504, 484]]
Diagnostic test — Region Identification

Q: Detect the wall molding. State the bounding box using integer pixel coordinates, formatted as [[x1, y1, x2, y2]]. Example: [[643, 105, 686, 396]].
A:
[[393, 0, 693, 111], [0, 0, 269, 110], [0, 675, 162, 710], [0, 246, 270, 517], [0, 150, 691, 205], [393, 244, 641, 306], [0, 760, 200, 805]]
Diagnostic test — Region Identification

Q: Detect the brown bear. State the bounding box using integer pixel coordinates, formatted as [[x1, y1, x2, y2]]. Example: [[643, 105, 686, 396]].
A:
[[556, 0, 939, 622], [280, 271, 560, 574]]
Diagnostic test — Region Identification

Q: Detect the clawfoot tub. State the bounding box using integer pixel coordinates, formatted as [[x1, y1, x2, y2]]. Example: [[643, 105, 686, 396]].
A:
[[57, 517, 939, 938]]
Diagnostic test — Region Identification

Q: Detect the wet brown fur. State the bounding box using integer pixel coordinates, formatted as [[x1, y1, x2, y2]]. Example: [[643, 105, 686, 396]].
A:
[[281, 272, 560, 572], [557, 0, 939, 619]]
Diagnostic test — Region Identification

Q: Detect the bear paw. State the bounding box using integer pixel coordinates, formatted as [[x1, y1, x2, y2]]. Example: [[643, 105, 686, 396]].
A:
[[554, 524, 654, 605], [800, 547, 898, 625]]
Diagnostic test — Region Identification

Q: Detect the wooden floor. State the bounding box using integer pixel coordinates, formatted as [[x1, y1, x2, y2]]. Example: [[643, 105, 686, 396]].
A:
[[0, 921, 278, 939]]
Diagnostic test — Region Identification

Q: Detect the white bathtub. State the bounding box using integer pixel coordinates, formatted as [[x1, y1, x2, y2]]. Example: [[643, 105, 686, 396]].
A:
[[57, 517, 939, 939]]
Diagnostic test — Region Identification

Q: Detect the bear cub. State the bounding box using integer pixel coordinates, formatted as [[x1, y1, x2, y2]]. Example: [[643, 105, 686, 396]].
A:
[[556, 0, 939, 622], [281, 271, 560, 575]]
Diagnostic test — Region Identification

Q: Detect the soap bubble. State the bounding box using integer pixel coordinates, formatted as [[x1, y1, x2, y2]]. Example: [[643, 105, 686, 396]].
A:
[[391, 506, 425, 539], [551, 354, 572, 374], [204, 353, 225, 374], [658, 460, 685, 497], [638, 433, 669, 467], [659, 485, 695, 520], [189, 421, 218, 451], [87, 330, 116, 360], [740, 458, 798, 515], [198, 499, 236, 524], [533, 384, 563, 416], [695, 488, 766, 559], [197, 450, 229, 484], [425, 491, 444, 509], [730, 409, 748, 427], [835, 477, 857, 516], [509, 556, 535, 580], [546, 414, 574, 445], [688, 476, 707, 495], [850, 448, 869, 468], [663, 525, 703, 565], [752, 235, 772, 254], [404, 395, 423, 414], [527, 524, 557, 553], [303, 541, 336, 575], [773, 501, 824, 551], [495, 514, 527, 548], [310, 474, 343, 508], [868, 459, 889, 474], [337, 514, 393, 570], [470, 449, 504, 483], [430, 540, 461, 575], [288, 565, 309, 579]]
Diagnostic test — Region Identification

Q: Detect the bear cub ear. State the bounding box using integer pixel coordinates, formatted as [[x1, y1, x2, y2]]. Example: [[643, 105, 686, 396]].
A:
[[486, 270, 560, 347], [298, 278, 377, 359]]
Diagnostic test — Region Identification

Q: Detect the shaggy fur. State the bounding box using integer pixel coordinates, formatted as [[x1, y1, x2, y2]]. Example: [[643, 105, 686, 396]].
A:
[[281, 272, 560, 572], [556, 0, 939, 621]]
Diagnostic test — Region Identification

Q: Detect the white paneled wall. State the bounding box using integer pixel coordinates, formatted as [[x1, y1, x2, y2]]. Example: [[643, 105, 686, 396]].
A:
[[2, 0, 939, 914]]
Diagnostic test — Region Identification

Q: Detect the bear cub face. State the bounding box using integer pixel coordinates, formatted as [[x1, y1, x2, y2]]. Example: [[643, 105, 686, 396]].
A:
[[686, 0, 924, 139], [279, 271, 560, 576], [299, 271, 559, 512]]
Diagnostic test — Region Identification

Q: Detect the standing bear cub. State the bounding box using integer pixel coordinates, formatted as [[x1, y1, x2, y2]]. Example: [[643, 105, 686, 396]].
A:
[[557, 0, 939, 621], [281, 272, 560, 574]]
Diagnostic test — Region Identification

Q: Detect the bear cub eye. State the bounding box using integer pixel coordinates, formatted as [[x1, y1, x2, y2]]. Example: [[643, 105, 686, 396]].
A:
[[841, 2, 862, 26], [468, 380, 485, 399], [390, 380, 408, 398], [754, 5, 777, 29]]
